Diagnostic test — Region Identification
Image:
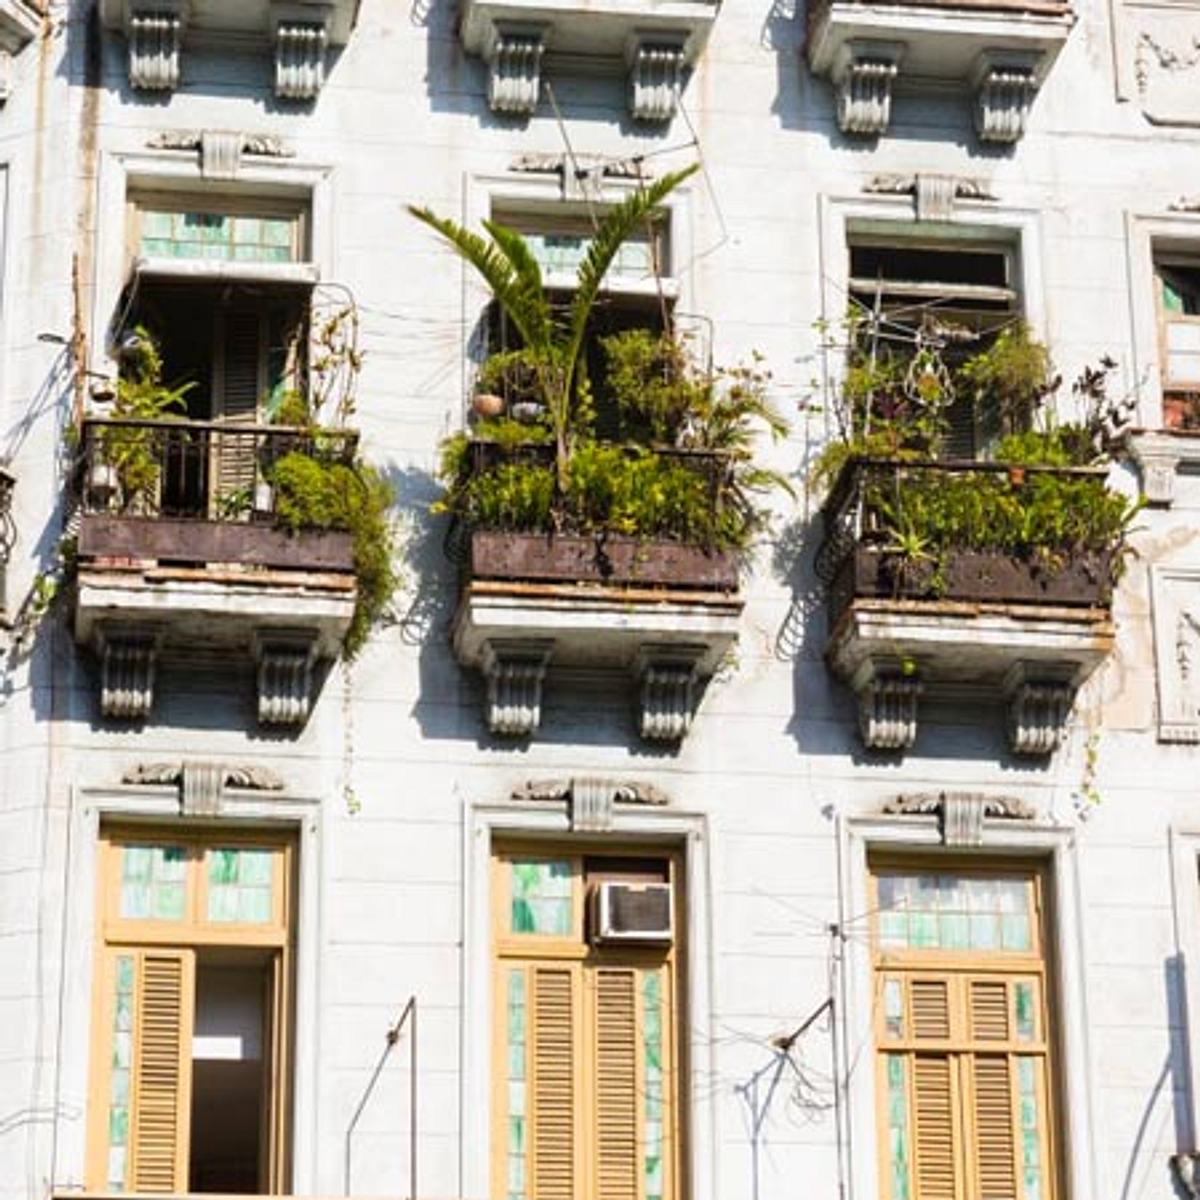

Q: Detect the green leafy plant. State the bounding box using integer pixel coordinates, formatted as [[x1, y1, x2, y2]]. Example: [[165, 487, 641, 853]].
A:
[[269, 451, 398, 658]]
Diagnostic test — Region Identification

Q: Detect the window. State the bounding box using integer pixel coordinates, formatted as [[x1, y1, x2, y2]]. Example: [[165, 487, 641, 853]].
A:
[[492, 848, 681, 1200], [87, 829, 295, 1194], [1155, 253, 1200, 418], [847, 234, 1022, 459], [871, 862, 1056, 1200], [131, 196, 308, 266]]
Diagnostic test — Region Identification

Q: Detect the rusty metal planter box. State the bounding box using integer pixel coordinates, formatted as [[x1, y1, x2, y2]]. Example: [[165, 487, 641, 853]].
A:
[[830, 546, 1112, 625], [467, 530, 740, 592], [79, 515, 355, 573]]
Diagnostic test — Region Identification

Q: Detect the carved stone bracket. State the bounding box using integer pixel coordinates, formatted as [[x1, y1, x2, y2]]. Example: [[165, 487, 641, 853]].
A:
[[973, 51, 1039, 143], [254, 629, 318, 726], [127, 5, 184, 91], [485, 24, 545, 116], [123, 761, 285, 816], [636, 644, 704, 742], [1127, 431, 1186, 506], [147, 129, 294, 179], [1004, 664, 1076, 756], [512, 777, 669, 829], [98, 626, 160, 721], [482, 639, 553, 736], [626, 36, 686, 122], [854, 662, 920, 751], [865, 173, 996, 221], [273, 9, 330, 100], [832, 40, 902, 136], [884, 791, 1034, 846]]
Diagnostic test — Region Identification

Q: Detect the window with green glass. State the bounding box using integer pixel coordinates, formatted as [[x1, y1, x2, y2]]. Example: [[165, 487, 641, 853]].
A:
[[509, 859, 573, 936], [119, 845, 187, 921], [206, 847, 276, 923], [138, 207, 300, 264]]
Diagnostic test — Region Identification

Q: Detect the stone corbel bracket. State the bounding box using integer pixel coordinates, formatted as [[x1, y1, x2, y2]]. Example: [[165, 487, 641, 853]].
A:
[[97, 625, 161, 721], [636, 643, 705, 742], [853, 659, 921, 751], [972, 50, 1041, 144], [123, 760, 285, 816], [831, 40, 903, 136], [884, 791, 1034, 847], [126, 2, 185, 91], [482, 638, 554, 736], [485, 23, 546, 116], [272, 2, 332, 100], [1004, 662, 1077, 756], [1127, 430, 1194, 506], [512, 777, 669, 832], [254, 629, 319, 726], [626, 34, 686, 123]]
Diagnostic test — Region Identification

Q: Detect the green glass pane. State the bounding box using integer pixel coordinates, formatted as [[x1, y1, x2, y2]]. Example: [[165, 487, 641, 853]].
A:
[[886, 1054, 910, 1200], [912, 912, 938, 948], [110, 1068, 129, 1105], [107, 1144, 128, 1190], [240, 850, 274, 884], [509, 1114, 525, 1153], [141, 210, 174, 237], [207, 887, 239, 923], [507, 1155, 525, 1191], [262, 219, 293, 247], [508, 1079, 525, 1116], [970, 913, 998, 950], [879, 912, 908, 947], [115, 955, 134, 992], [141, 237, 172, 257], [115, 991, 133, 1031], [1014, 982, 1036, 1041], [108, 1106, 128, 1145], [156, 846, 187, 879], [1002, 914, 1032, 951], [939, 912, 970, 949], [210, 849, 238, 884], [122, 846, 151, 881], [112, 1030, 131, 1070], [152, 882, 185, 920], [1025, 1167, 1042, 1200], [236, 217, 262, 244], [510, 861, 571, 935], [239, 887, 273, 923], [884, 977, 904, 1037]]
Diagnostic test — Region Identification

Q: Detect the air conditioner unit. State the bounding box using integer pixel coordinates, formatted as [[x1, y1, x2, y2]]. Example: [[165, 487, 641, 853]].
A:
[[590, 882, 673, 945]]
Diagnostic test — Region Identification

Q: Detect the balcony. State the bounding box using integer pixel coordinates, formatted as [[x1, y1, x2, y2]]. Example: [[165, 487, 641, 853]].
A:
[[816, 458, 1118, 755], [805, 0, 1074, 141], [74, 418, 358, 725], [449, 442, 742, 742], [100, 0, 357, 96], [459, 0, 719, 120]]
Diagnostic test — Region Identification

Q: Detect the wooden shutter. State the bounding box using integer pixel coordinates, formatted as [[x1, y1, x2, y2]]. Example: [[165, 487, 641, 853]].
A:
[[130, 948, 195, 1192], [912, 1055, 957, 1200], [531, 966, 577, 1200], [593, 968, 639, 1200], [971, 1057, 1017, 1200], [969, 981, 1010, 1042], [215, 308, 264, 504], [911, 979, 952, 1041], [260, 950, 290, 1193]]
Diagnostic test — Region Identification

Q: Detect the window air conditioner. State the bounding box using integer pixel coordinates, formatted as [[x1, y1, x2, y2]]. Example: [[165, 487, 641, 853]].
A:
[[590, 882, 673, 945]]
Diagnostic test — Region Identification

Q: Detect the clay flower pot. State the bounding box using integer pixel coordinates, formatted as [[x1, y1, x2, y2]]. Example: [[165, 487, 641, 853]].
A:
[[473, 392, 506, 419]]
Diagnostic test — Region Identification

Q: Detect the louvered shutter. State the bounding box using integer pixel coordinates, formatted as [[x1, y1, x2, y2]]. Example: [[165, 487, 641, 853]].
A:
[[911, 979, 952, 1041], [216, 308, 264, 504], [969, 981, 1010, 1042], [912, 1055, 957, 1200], [531, 966, 577, 1199], [130, 948, 195, 1192], [593, 968, 639, 1200], [971, 1058, 1017, 1200]]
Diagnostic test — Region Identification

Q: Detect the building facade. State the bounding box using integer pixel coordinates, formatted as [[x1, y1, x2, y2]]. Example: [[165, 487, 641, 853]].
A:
[[2, 0, 1200, 1198]]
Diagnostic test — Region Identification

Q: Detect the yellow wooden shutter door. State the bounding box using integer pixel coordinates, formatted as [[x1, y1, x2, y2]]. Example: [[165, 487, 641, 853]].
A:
[[531, 966, 576, 1200], [969, 981, 1010, 1042], [130, 948, 194, 1192], [971, 1057, 1017, 1200], [912, 1055, 957, 1200], [593, 968, 639, 1200], [216, 308, 263, 503], [910, 979, 952, 1041]]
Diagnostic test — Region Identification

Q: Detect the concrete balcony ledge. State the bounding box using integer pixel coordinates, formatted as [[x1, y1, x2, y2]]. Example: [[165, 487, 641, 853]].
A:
[[452, 531, 742, 741], [75, 516, 356, 726], [806, 0, 1074, 140], [459, 0, 719, 120]]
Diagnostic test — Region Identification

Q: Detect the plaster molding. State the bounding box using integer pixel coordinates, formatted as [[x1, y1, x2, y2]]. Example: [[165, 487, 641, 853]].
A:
[[883, 791, 1035, 846], [863, 173, 997, 221], [1152, 567, 1200, 742], [254, 629, 319, 726], [831, 40, 902, 136], [485, 24, 545, 116], [97, 626, 160, 721], [481, 638, 553, 736], [1125, 430, 1200, 504], [127, 4, 184, 91], [973, 51, 1039, 143], [636, 643, 704, 742], [1131, 19, 1200, 126], [122, 761, 286, 815], [853, 661, 920, 751], [626, 35, 685, 122], [147, 130, 294, 181], [511, 778, 670, 808]]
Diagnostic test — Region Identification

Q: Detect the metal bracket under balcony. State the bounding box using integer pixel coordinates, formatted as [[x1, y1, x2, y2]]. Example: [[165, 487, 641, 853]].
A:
[[452, 530, 741, 741], [459, 0, 718, 121], [73, 418, 357, 725], [806, 0, 1074, 140]]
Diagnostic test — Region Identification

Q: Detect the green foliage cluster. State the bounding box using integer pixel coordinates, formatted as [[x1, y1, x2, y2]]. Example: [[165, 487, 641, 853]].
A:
[[815, 322, 1141, 584], [270, 451, 398, 658], [438, 329, 791, 552]]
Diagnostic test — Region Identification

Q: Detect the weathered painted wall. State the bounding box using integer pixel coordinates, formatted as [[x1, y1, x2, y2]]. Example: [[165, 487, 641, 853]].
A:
[[1, 0, 1200, 1197]]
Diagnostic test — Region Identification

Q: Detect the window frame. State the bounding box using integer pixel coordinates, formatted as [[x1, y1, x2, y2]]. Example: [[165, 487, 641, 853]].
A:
[[837, 811, 1098, 1200], [1154, 252, 1200, 391], [463, 799, 715, 1200], [54, 784, 322, 1194]]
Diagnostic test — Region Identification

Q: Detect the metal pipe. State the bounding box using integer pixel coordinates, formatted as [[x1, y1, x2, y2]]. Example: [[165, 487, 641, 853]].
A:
[[344, 995, 418, 1198]]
